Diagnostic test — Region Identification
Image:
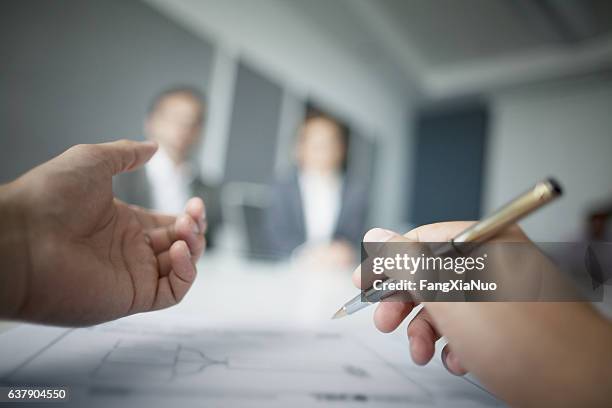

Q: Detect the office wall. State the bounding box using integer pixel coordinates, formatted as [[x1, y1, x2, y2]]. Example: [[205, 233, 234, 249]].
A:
[[0, 0, 214, 182], [485, 76, 612, 241]]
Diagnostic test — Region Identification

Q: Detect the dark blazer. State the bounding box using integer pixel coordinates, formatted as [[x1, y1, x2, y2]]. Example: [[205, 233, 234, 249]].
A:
[[113, 167, 222, 247], [265, 171, 369, 257]]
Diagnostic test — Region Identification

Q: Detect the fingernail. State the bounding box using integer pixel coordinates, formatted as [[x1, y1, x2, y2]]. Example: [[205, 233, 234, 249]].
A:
[[442, 350, 462, 375], [192, 220, 200, 235], [441, 348, 450, 371], [409, 336, 427, 365], [364, 228, 396, 243], [409, 336, 419, 354], [446, 351, 462, 375], [200, 203, 207, 231], [181, 215, 199, 235]]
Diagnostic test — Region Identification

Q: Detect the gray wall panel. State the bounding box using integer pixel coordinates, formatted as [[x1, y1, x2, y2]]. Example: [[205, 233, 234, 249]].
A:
[[0, 0, 214, 182], [224, 63, 283, 183]]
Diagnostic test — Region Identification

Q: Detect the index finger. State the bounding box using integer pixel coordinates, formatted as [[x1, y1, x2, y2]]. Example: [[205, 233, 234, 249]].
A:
[[404, 221, 477, 242], [352, 228, 400, 289]]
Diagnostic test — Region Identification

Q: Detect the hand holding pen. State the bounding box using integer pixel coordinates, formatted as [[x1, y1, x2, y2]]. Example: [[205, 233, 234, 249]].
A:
[[338, 179, 563, 376]]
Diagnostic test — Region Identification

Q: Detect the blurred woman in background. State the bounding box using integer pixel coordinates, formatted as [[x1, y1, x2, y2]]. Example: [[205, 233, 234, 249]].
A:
[[266, 111, 368, 268]]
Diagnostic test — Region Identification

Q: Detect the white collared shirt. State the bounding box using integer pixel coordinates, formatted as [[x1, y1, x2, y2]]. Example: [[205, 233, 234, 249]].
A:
[[298, 171, 343, 244], [145, 148, 194, 214]]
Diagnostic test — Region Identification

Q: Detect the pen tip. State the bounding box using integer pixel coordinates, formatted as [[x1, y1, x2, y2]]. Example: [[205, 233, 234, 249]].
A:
[[331, 307, 347, 320]]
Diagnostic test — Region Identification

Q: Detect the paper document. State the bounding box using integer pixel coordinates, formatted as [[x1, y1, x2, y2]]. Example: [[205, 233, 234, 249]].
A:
[[0, 316, 501, 407]]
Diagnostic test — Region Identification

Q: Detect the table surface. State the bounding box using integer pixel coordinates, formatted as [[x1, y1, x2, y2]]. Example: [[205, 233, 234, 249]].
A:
[[0, 250, 505, 407]]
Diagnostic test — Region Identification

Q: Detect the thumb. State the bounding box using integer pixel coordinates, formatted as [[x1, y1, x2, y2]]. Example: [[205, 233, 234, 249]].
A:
[[95, 139, 158, 175]]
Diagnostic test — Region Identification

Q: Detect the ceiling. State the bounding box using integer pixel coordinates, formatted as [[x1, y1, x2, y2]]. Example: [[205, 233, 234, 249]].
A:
[[290, 0, 612, 98], [150, 0, 612, 100], [376, 0, 612, 67]]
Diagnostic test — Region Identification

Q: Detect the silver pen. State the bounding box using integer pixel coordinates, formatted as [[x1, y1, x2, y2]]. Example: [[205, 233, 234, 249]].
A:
[[332, 178, 563, 319]]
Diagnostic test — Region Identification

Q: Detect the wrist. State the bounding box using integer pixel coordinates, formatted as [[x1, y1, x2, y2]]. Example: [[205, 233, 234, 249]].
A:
[[0, 181, 31, 320]]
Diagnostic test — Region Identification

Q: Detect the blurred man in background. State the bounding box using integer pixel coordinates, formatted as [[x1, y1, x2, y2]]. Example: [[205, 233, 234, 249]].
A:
[[114, 86, 221, 247], [266, 111, 368, 268]]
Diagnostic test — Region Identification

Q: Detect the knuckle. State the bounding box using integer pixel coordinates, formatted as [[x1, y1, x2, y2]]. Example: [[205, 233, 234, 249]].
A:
[[68, 143, 93, 154], [66, 143, 104, 165], [508, 224, 525, 234], [116, 138, 131, 145]]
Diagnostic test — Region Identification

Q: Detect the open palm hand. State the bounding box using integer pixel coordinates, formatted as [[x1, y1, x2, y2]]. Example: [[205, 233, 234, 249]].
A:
[[6, 140, 205, 326]]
